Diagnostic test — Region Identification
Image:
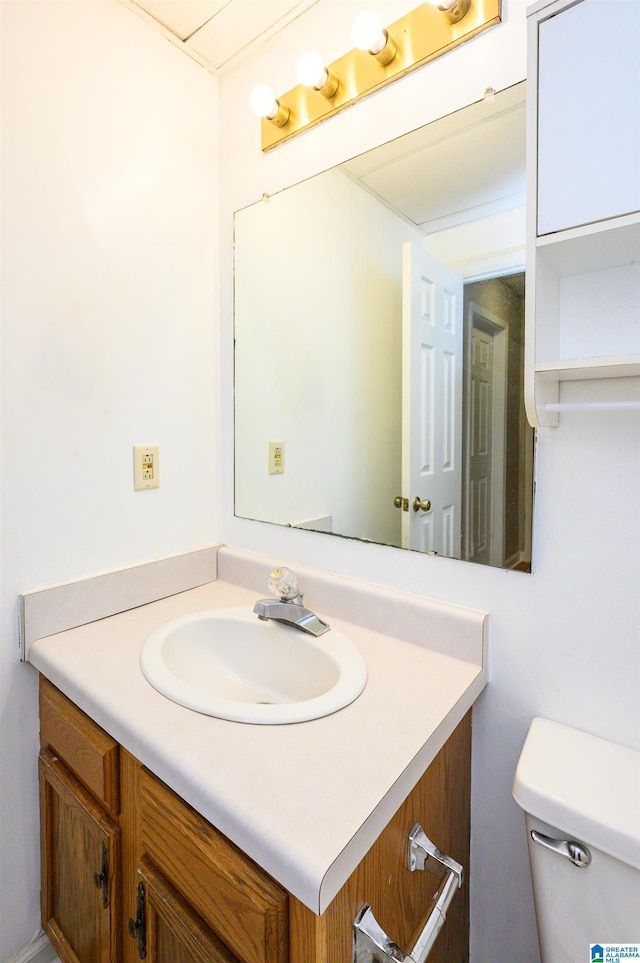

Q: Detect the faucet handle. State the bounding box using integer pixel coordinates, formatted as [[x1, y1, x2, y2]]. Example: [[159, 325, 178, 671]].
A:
[[268, 567, 300, 602]]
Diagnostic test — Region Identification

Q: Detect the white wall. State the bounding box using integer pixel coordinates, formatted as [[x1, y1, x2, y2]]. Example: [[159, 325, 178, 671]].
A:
[[0, 2, 219, 957], [235, 167, 423, 545], [219, 3, 640, 961], [426, 206, 526, 277]]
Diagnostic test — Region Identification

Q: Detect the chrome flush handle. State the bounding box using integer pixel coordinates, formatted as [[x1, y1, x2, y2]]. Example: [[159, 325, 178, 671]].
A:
[[530, 829, 592, 867]]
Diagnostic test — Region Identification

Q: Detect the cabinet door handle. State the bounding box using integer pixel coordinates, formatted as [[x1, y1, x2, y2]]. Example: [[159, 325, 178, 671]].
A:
[[353, 824, 463, 963], [128, 881, 147, 959], [93, 840, 109, 909]]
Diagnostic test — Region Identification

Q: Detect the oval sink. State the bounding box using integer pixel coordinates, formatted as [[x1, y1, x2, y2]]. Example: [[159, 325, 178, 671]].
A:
[[140, 607, 367, 724]]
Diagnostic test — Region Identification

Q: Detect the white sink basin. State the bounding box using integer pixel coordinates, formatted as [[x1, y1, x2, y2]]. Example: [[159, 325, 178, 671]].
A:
[[140, 607, 367, 724]]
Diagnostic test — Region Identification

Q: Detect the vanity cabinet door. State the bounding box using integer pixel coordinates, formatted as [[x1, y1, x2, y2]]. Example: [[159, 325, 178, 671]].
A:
[[139, 767, 289, 963], [39, 748, 120, 963], [131, 856, 240, 963]]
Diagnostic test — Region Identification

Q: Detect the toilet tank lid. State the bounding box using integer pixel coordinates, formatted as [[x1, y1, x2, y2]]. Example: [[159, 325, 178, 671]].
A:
[[513, 718, 640, 871]]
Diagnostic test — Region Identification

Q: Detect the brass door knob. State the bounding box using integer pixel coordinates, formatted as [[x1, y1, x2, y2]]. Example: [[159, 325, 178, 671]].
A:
[[412, 496, 431, 512], [393, 496, 408, 511]]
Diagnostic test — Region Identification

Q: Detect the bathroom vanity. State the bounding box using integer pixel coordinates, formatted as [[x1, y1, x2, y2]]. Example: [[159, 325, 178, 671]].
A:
[[39, 677, 472, 963], [27, 546, 487, 963]]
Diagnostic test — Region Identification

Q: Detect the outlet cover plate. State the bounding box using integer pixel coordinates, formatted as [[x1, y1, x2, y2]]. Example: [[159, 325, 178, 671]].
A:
[[134, 445, 159, 490]]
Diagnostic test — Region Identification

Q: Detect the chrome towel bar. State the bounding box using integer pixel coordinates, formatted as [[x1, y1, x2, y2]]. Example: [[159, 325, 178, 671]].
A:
[[352, 823, 464, 963]]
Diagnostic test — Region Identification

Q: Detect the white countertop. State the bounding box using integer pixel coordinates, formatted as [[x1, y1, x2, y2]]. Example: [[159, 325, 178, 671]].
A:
[[28, 548, 487, 914]]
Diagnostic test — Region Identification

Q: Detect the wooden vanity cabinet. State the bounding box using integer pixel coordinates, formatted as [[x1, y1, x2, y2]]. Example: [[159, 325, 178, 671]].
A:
[[39, 677, 471, 963], [39, 679, 121, 963]]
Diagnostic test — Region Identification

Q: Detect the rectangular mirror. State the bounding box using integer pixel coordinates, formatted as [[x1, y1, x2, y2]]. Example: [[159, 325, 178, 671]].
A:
[[234, 81, 534, 571]]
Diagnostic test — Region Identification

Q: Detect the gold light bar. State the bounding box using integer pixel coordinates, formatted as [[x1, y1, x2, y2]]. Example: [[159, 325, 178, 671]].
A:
[[259, 0, 502, 152]]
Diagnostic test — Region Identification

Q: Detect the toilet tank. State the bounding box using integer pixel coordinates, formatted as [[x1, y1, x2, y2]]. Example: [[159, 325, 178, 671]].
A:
[[513, 718, 640, 962]]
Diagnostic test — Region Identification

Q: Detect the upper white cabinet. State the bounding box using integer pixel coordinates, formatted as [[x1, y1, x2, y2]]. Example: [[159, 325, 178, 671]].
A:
[[525, 0, 640, 427], [537, 0, 640, 235]]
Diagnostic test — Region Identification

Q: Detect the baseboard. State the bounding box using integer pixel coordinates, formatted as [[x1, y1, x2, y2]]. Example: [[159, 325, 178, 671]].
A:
[[5, 931, 57, 963], [505, 549, 527, 571]]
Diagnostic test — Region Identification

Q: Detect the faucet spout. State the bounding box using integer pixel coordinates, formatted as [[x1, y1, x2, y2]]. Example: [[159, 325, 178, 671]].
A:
[[252, 598, 330, 637]]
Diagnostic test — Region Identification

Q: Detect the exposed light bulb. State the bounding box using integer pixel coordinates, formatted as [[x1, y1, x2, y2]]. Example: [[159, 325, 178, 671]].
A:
[[249, 85, 279, 119], [297, 51, 329, 89], [352, 9, 396, 65], [296, 51, 339, 98], [352, 10, 386, 54], [425, 0, 471, 23], [249, 86, 289, 127]]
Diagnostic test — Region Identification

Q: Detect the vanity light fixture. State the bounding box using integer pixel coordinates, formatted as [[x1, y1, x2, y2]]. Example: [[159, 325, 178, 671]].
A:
[[296, 52, 339, 99], [352, 10, 397, 66], [249, 85, 290, 127], [255, 0, 502, 151], [425, 0, 472, 24]]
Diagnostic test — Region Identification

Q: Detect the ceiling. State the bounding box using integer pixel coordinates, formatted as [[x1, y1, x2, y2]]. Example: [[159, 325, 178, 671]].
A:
[[341, 82, 526, 236], [118, 0, 320, 73]]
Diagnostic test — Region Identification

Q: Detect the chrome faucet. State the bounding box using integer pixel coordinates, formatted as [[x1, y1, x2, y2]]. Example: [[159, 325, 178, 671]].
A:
[[253, 567, 330, 637]]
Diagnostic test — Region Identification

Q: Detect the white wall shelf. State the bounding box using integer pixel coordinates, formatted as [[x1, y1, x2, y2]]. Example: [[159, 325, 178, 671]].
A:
[[535, 356, 640, 383], [525, 0, 640, 428], [536, 216, 640, 276]]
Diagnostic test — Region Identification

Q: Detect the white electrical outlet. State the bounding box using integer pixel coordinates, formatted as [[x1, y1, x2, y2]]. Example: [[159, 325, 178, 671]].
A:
[[269, 441, 285, 475], [133, 445, 159, 490]]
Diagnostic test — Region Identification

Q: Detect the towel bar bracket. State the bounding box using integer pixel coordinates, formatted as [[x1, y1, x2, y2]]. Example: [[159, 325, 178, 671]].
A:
[[352, 823, 464, 963]]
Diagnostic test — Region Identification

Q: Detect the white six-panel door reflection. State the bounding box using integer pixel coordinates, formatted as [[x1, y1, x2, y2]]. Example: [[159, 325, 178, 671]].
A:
[[402, 242, 463, 556]]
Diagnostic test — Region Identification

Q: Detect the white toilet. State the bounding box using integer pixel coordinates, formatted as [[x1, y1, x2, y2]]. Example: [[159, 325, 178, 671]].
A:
[[513, 717, 640, 962]]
